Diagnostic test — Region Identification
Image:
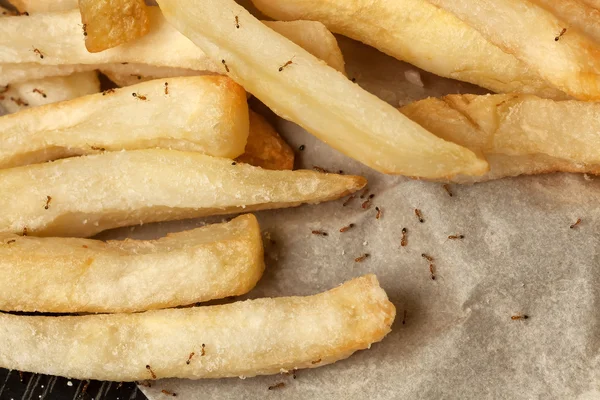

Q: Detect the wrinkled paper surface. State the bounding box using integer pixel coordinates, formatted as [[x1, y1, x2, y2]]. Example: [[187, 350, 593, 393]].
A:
[[127, 32, 600, 399]]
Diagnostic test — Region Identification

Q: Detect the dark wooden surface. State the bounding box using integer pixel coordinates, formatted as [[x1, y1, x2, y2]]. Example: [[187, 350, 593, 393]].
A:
[[0, 369, 146, 400]]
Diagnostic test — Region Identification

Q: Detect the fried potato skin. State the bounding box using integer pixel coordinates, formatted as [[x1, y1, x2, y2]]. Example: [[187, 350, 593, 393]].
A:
[[79, 0, 150, 53], [0, 275, 395, 381], [0, 214, 265, 313], [251, 0, 565, 98], [0, 149, 366, 237], [236, 111, 295, 170], [401, 93, 600, 183]]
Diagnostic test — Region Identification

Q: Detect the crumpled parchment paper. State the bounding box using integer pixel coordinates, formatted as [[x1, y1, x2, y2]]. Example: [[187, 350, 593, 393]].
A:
[[100, 12, 598, 400]]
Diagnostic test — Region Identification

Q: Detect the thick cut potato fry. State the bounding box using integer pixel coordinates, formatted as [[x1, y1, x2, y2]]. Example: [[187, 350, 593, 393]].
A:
[[426, 0, 600, 101], [100, 20, 345, 87], [0, 72, 100, 114], [0, 275, 395, 381], [237, 111, 294, 170], [251, 0, 564, 98], [530, 0, 600, 46], [262, 20, 346, 76], [0, 214, 264, 313], [0, 149, 366, 237], [0, 76, 249, 169], [9, 0, 78, 12], [0, 63, 101, 86], [101, 63, 202, 87], [400, 93, 600, 183], [156, 0, 487, 179], [0, 8, 345, 84], [79, 0, 150, 53]]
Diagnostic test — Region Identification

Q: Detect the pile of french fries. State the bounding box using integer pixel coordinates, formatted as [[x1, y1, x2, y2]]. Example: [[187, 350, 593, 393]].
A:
[[1, 0, 600, 385]]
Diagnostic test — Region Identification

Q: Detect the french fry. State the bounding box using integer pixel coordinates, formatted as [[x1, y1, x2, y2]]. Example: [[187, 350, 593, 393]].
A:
[[237, 111, 294, 170], [250, 0, 564, 98], [0, 214, 264, 313], [79, 0, 150, 53], [101, 63, 202, 87], [530, 0, 600, 46], [0, 7, 345, 87], [0, 76, 249, 169], [0, 149, 366, 237], [100, 20, 346, 87], [0, 72, 100, 114], [0, 275, 395, 381], [0, 63, 101, 86], [155, 0, 488, 179], [400, 93, 600, 183], [262, 20, 346, 75], [425, 0, 600, 101], [8, 0, 78, 12]]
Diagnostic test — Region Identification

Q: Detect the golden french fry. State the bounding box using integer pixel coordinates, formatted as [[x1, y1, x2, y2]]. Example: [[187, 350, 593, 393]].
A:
[[400, 93, 600, 183], [237, 111, 294, 170], [8, 0, 78, 12], [530, 0, 600, 45], [426, 0, 600, 101], [251, 0, 565, 98], [79, 0, 150, 53], [0, 149, 366, 237], [156, 0, 488, 179], [0, 72, 100, 114], [0, 214, 264, 313], [0, 275, 395, 381], [0, 76, 249, 169]]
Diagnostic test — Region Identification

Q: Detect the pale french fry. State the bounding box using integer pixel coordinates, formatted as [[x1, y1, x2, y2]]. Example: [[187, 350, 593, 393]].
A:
[[156, 0, 487, 179], [0, 63, 101, 86], [400, 93, 600, 183], [100, 20, 346, 87], [0, 72, 100, 114], [262, 20, 346, 75], [0, 76, 249, 169], [0, 214, 264, 313], [426, 0, 600, 101], [101, 63, 202, 87], [0, 8, 345, 86], [8, 0, 78, 12], [79, 0, 150, 53], [0, 149, 366, 237], [0, 275, 395, 381], [236, 111, 294, 170], [251, 0, 564, 98], [529, 1, 600, 46]]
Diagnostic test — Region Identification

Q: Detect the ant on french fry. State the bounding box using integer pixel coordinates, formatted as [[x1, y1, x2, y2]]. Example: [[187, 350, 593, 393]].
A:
[[132, 92, 147, 101], [555, 28, 567, 41], [32, 47, 44, 59], [221, 59, 230, 73], [33, 88, 46, 98], [278, 57, 295, 72]]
